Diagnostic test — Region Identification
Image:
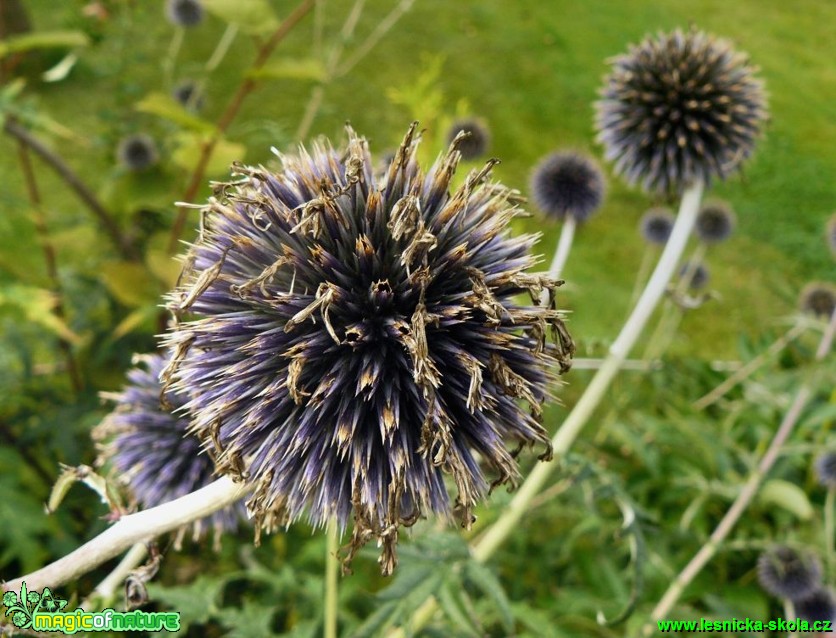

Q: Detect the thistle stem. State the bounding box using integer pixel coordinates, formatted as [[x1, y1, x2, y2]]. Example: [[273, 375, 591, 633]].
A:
[[548, 217, 576, 282], [205, 24, 238, 73], [825, 488, 835, 580], [81, 543, 148, 610], [1, 477, 249, 593], [324, 522, 339, 638], [629, 247, 654, 308], [163, 27, 184, 87]]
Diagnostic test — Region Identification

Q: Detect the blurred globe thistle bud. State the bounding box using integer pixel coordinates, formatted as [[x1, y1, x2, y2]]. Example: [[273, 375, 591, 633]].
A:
[[95, 354, 245, 545], [827, 213, 836, 257], [117, 134, 159, 172], [678, 260, 710, 290], [799, 282, 836, 318], [172, 79, 204, 112], [757, 546, 822, 601], [530, 151, 605, 223], [445, 118, 491, 161], [695, 200, 736, 244], [796, 588, 836, 623], [164, 123, 574, 574], [814, 452, 836, 489], [639, 207, 675, 245], [595, 28, 767, 195], [165, 0, 204, 28]]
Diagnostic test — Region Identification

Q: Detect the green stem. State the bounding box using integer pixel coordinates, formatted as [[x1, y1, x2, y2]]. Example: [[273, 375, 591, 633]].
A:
[[205, 24, 238, 73], [826, 488, 835, 580], [163, 27, 184, 88], [629, 247, 655, 308], [324, 522, 339, 638]]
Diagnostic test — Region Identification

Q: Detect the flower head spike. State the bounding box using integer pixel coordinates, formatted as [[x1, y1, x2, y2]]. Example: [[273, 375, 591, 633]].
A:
[[695, 200, 736, 244], [799, 282, 836, 318], [678, 260, 710, 290], [796, 588, 836, 622], [639, 207, 675, 245], [446, 118, 491, 161], [117, 134, 159, 172], [596, 28, 767, 195], [757, 546, 822, 601], [165, 123, 573, 574], [165, 0, 204, 27], [95, 353, 245, 544], [530, 151, 605, 223], [815, 452, 836, 489]]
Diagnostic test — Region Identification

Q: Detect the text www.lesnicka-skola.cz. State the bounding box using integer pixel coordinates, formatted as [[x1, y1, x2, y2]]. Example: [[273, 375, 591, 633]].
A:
[[657, 618, 833, 633]]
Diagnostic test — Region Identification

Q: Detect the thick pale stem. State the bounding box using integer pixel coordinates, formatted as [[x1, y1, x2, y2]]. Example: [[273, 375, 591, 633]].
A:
[[324, 522, 339, 638], [2, 477, 249, 593], [81, 543, 148, 610], [548, 217, 576, 282]]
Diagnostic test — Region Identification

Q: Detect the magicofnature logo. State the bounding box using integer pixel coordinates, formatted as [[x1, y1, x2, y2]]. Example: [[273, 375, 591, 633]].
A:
[[2, 581, 180, 634]]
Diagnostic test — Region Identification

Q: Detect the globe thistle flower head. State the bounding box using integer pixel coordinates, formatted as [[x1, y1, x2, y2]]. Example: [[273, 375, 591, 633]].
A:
[[815, 452, 836, 489], [164, 123, 574, 574], [446, 118, 491, 161], [165, 0, 204, 27], [695, 200, 736, 244], [678, 260, 710, 290], [95, 354, 245, 545], [756, 546, 822, 601], [639, 207, 675, 245], [796, 588, 836, 623], [117, 134, 159, 172], [596, 27, 767, 195], [799, 282, 836, 318], [530, 151, 606, 223], [172, 80, 204, 112]]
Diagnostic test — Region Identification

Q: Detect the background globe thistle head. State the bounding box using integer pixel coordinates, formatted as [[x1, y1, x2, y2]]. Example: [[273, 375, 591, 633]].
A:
[[595, 27, 767, 195], [117, 134, 159, 172], [799, 282, 836, 318], [796, 588, 836, 623], [172, 79, 204, 112], [164, 123, 574, 574], [165, 0, 204, 28], [756, 546, 822, 601], [530, 151, 605, 223], [639, 207, 675, 245], [695, 200, 736, 244], [815, 452, 836, 489], [95, 353, 245, 545], [678, 260, 710, 290], [445, 118, 491, 161]]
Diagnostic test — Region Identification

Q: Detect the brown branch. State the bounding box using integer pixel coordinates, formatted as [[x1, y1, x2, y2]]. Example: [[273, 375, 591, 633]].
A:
[[167, 0, 316, 254], [3, 119, 137, 259]]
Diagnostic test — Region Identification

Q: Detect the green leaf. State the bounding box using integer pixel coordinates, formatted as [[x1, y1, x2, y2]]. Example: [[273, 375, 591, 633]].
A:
[[0, 284, 81, 344], [201, 0, 279, 34], [216, 600, 278, 638], [100, 261, 159, 307], [0, 30, 89, 58], [437, 578, 480, 637], [758, 479, 813, 520], [249, 58, 327, 82], [376, 564, 436, 601], [135, 92, 215, 134], [463, 561, 513, 632], [147, 575, 228, 629], [172, 132, 246, 177], [347, 601, 401, 638]]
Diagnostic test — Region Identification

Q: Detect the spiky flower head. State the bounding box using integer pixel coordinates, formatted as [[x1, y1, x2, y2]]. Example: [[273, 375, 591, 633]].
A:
[[165, 0, 204, 28], [173, 80, 204, 112], [695, 200, 736, 244], [815, 452, 836, 489], [530, 151, 605, 223], [799, 282, 836, 318], [796, 588, 836, 622], [757, 546, 822, 601], [117, 134, 158, 172], [678, 260, 710, 290], [165, 123, 574, 574], [827, 213, 836, 257], [639, 207, 675, 245], [95, 354, 245, 543], [595, 28, 767, 195], [446, 118, 491, 161]]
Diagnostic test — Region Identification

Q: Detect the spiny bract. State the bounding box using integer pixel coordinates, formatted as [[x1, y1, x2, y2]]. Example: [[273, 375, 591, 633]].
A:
[[596, 28, 767, 195], [164, 123, 574, 574]]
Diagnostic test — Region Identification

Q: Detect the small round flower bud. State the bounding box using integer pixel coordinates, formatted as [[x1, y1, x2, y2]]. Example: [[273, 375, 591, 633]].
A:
[[165, 0, 204, 27], [796, 588, 836, 623], [172, 80, 204, 111], [116, 134, 159, 172], [695, 200, 736, 244], [446, 118, 491, 161], [814, 452, 836, 489], [757, 546, 822, 601], [799, 282, 836, 318], [530, 151, 605, 223], [639, 207, 675, 245]]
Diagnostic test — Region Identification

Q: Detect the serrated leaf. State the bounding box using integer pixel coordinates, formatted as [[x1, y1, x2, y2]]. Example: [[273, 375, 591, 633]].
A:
[[758, 478, 813, 520], [100, 261, 159, 307], [172, 132, 246, 177], [377, 564, 435, 601], [347, 601, 402, 638], [0, 30, 89, 58], [147, 576, 227, 628], [249, 58, 327, 82], [202, 0, 279, 34], [135, 92, 215, 134], [216, 600, 278, 638], [437, 578, 480, 637], [463, 561, 513, 632]]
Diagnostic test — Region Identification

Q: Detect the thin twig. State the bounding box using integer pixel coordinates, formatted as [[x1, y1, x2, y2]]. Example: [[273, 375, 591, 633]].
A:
[[3, 119, 136, 259], [167, 0, 316, 253]]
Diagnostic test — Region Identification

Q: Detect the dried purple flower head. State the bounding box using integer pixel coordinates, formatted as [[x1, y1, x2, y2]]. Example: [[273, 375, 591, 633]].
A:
[[799, 282, 836, 318], [678, 260, 710, 290], [446, 118, 491, 161], [95, 353, 245, 545], [530, 151, 605, 223], [173, 80, 204, 112], [695, 200, 736, 244], [165, 0, 204, 28], [639, 207, 675, 245], [815, 452, 836, 489], [757, 546, 822, 601], [164, 123, 574, 574], [596, 28, 767, 195], [796, 588, 836, 623], [117, 134, 159, 172], [827, 213, 836, 257]]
